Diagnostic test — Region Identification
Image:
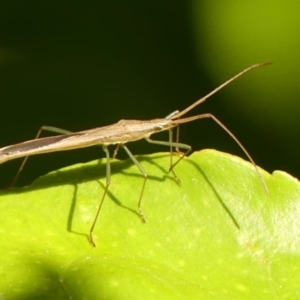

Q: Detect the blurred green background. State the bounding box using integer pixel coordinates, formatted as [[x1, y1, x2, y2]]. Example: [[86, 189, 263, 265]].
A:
[[0, 1, 299, 186]]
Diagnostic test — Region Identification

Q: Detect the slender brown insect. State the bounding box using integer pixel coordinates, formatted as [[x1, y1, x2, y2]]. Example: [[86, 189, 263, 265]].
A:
[[0, 62, 271, 246]]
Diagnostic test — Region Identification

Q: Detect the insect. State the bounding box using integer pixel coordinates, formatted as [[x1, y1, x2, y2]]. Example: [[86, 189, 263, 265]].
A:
[[0, 62, 271, 246]]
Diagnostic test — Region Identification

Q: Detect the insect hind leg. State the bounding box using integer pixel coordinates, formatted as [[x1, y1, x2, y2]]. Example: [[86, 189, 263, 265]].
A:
[[9, 125, 73, 188]]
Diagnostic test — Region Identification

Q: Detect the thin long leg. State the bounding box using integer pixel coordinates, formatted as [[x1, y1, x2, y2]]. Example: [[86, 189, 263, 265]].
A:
[[175, 124, 181, 153], [9, 126, 73, 187], [167, 129, 181, 184], [90, 144, 147, 246], [165, 110, 181, 153], [168, 129, 174, 175], [113, 144, 121, 159], [89, 145, 111, 247], [121, 145, 147, 223], [145, 137, 192, 183], [186, 113, 269, 194], [165, 110, 179, 119]]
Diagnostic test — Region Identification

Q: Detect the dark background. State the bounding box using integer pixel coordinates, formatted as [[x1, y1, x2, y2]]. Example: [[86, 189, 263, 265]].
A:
[[0, 1, 299, 186]]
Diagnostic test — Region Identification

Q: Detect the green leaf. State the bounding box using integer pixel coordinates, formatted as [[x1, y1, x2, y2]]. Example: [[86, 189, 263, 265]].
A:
[[0, 149, 299, 299]]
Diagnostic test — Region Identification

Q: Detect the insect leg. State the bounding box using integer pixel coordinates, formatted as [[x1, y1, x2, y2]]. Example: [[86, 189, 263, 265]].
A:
[[9, 126, 73, 187], [145, 137, 192, 183], [192, 113, 269, 194], [112, 144, 121, 159], [89, 145, 111, 247], [165, 110, 181, 153], [121, 145, 147, 223]]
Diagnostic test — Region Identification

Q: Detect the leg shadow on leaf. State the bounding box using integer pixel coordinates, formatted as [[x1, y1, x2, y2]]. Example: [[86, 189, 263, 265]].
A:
[[187, 157, 241, 230]]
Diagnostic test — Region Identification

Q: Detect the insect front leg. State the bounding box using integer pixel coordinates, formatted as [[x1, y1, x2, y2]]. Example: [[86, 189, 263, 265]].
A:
[[165, 110, 181, 153], [145, 135, 192, 184]]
